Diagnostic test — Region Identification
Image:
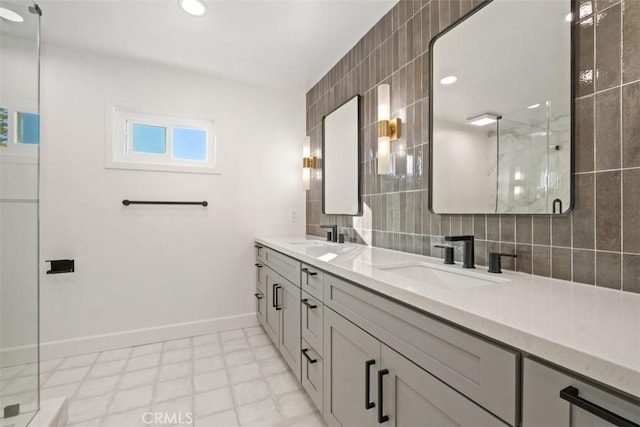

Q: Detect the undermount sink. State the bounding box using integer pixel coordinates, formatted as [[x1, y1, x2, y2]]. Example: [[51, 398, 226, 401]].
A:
[[289, 241, 334, 247], [375, 262, 508, 290]]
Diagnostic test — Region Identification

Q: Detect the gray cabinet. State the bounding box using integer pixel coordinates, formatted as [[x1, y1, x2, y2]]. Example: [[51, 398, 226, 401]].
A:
[[325, 273, 518, 425], [523, 358, 640, 427], [381, 345, 506, 427], [278, 277, 301, 381], [301, 291, 323, 354], [324, 307, 380, 427], [324, 307, 506, 427], [301, 338, 323, 411], [263, 267, 281, 346], [253, 244, 302, 382], [254, 262, 266, 326]]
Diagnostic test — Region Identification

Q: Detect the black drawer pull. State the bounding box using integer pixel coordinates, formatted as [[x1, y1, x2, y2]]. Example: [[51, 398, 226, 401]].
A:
[[365, 359, 376, 410], [255, 263, 263, 268], [254, 292, 263, 300], [254, 244, 263, 249], [274, 285, 282, 311], [378, 369, 389, 423], [301, 299, 318, 309], [301, 267, 318, 276], [272, 284, 278, 308], [560, 386, 639, 427], [301, 348, 318, 364]]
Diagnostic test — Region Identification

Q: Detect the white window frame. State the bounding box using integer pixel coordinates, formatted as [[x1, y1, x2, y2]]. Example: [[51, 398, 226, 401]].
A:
[[0, 106, 39, 165], [106, 105, 221, 174]]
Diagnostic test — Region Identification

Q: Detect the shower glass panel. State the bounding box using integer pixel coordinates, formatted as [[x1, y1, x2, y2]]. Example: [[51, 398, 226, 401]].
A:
[[0, 2, 41, 426], [497, 104, 571, 214]]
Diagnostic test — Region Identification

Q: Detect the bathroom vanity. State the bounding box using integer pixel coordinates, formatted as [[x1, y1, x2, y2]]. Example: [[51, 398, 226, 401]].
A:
[[253, 237, 640, 426]]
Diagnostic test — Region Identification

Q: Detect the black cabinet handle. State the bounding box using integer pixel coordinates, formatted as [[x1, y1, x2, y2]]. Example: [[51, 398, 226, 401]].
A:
[[301, 267, 318, 276], [255, 263, 263, 268], [272, 284, 278, 308], [254, 244, 263, 249], [275, 285, 282, 311], [301, 299, 318, 309], [365, 359, 376, 410], [378, 369, 389, 423], [560, 386, 639, 427], [254, 292, 263, 300], [301, 348, 318, 364]]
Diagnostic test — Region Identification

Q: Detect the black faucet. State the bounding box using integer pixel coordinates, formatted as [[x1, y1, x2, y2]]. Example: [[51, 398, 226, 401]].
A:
[[433, 245, 455, 265], [488, 252, 517, 273], [444, 235, 475, 268], [320, 225, 338, 242]]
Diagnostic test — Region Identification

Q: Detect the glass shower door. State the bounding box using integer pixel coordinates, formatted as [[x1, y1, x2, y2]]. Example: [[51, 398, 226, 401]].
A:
[[0, 2, 41, 426]]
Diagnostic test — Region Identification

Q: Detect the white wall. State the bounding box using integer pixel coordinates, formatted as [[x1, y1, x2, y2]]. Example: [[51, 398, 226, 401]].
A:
[[39, 45, 305, 359], [432, 120, 496, 213], [0, 36, 39, 365]]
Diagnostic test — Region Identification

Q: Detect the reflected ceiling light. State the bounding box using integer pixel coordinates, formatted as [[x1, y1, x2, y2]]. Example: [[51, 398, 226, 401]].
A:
[[527, 103, 541, 109], [178, 0, 207, 16], [439, 76, 458, 85], [467, 113, 500, 126], [0, 7, 24, 22]]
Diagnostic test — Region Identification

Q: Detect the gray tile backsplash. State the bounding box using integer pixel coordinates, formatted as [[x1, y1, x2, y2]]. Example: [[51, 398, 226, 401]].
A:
[[305, 0, 640, 293]]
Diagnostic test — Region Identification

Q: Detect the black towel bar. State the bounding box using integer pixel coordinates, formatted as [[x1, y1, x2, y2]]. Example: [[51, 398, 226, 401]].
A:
[[122, 200, 208, 207]]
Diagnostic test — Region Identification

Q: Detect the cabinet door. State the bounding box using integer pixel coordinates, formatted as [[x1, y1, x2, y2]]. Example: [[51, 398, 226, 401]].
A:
[[255, 263, 266, 326], [279, 278, 301, 381], [381, 345, 506, 427], [523, 358, 640, 427], [324, 308, 380, 427], [263, 268, 281, 346]]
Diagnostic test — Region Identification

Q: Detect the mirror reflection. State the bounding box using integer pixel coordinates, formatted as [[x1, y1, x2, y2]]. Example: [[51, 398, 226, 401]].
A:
[[323, 95, 361, 215], [430, 0, 572, 214]]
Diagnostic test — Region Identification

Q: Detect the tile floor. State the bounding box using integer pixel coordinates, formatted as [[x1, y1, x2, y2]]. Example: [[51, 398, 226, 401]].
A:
[[32, 326, 326, 426]]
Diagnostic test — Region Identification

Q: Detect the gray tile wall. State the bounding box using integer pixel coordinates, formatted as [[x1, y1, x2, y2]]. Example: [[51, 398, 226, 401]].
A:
[[305, 0, 640, 293]]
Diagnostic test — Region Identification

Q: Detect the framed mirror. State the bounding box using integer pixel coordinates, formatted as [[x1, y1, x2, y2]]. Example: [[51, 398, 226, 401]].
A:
[[322, 95, 361, 215], [429, 0, 573, 214]]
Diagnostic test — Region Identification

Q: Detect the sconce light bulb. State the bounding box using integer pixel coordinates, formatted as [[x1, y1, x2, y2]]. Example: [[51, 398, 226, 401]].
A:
[[378, 136, 392, 175], [377, 84, 391, 121]]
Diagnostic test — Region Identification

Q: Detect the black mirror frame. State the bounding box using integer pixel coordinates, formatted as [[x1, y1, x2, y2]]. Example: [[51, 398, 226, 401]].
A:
[[427, 0, 576, 216]]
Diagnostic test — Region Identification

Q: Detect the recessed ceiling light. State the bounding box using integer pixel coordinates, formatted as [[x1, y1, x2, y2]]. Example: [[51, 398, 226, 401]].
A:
[[178, 0, 207, 17], [565, 12, 573, 22], [440, 76, 458, 85], [527, 103, 540, 109], [0, 7, 24, 22], [467, 113, 499, 126]]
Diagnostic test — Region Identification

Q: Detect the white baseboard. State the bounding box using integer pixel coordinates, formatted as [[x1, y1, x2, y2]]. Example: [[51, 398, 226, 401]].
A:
[[29, 397, 68, 427], [1, 313, 258, 366]]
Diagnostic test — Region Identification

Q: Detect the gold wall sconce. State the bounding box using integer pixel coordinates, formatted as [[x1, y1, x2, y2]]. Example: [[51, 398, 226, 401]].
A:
[[303, 136, 316, 191], [377, 83, 400, 175]]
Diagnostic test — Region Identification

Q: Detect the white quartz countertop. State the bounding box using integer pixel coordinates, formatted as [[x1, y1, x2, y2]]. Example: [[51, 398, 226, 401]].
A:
[[255, 235, 640, 399]]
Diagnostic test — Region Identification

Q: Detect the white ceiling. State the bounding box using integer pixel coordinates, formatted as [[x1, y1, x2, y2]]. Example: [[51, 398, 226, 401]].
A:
[[432, 0, 571, 127], [37, 0, 397, 92]]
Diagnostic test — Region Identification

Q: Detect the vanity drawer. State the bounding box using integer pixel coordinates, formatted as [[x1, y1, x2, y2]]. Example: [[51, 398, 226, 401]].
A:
[[301, 291, 323, 355], [523, 358, 640, 427], [300, 263, 323, 301], [301, 339, 323, 412], [325, 274, 519, 426], [265, 248, 300, 287], [254, 242, 267, 264]]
